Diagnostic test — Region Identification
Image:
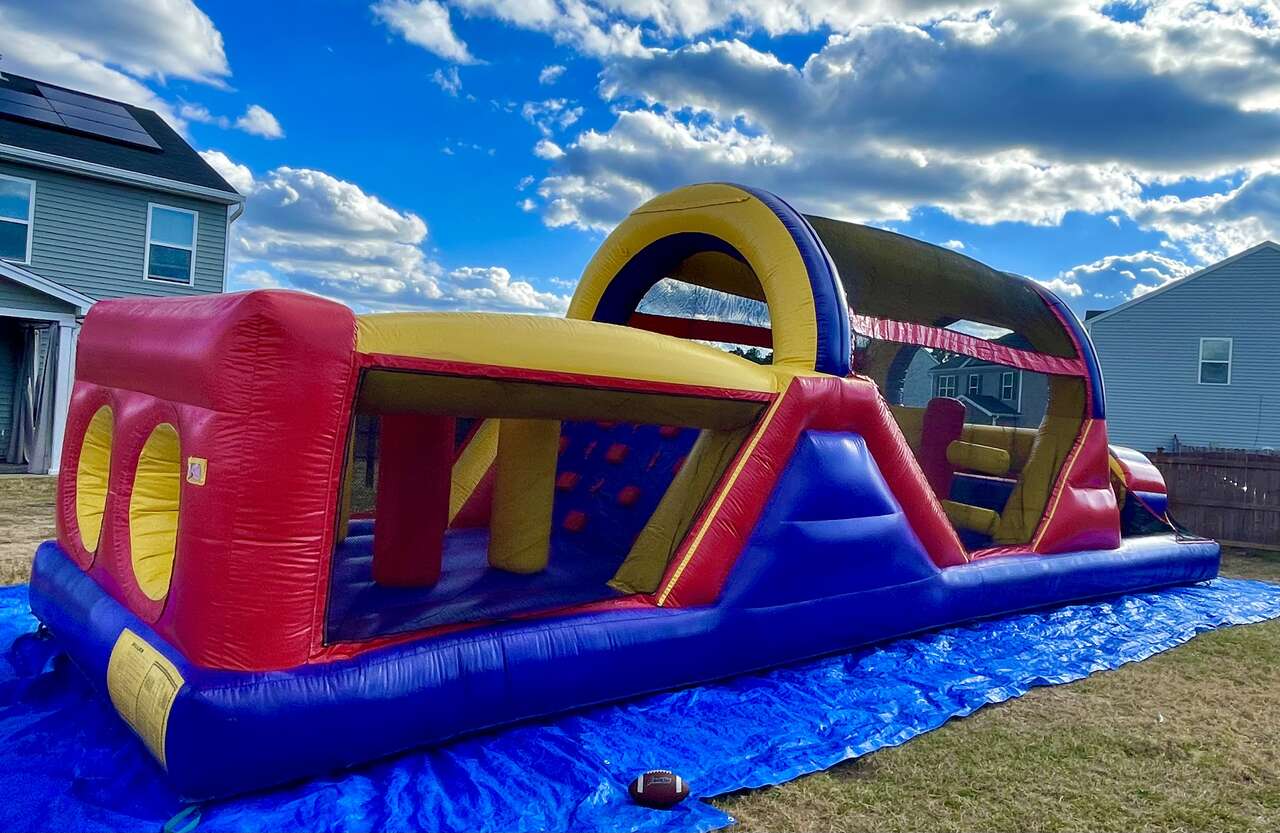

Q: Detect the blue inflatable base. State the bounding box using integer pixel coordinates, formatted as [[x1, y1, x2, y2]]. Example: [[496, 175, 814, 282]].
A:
[[2, 578, 1279, 833]]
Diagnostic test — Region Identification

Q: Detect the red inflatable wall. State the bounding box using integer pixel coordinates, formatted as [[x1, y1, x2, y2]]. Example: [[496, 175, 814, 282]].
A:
[[56, 291, 357, 670]]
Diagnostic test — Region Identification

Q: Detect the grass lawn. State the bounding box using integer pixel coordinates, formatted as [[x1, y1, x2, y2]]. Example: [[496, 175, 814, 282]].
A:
[[0, 475, 55, 586], [1, 475, 1276, 831], [716, 548, 1280, 833]]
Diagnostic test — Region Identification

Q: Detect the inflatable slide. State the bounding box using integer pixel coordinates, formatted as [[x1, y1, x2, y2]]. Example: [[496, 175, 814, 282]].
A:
[[29, 183, 1218, 799]]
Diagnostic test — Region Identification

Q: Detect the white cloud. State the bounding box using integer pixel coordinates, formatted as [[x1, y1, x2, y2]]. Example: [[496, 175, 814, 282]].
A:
[[180, 102, 229, 128], [1052, 249, 1194, 305], [529, 108, 1136, 231], [0, 0, 237, 129], [1131, 168, 1280, 262], [216, 152, 567, 312], [373, 0, 479, 64], [534, 139, 566, 160], [200, 149, 256, 193], [522, 98, 584, 135], [431, 66, 463, 95], [451, 0, 647, 58], [446, 266, 569, 312], [496, 3, 1280, 253], [234, 104, 284, 139], [183, 102, 284, 139], [0, 0, 230, 85], [538, 64, 566, 84], [1035, 277, 1085, 298], [943, 239, 965, 250]]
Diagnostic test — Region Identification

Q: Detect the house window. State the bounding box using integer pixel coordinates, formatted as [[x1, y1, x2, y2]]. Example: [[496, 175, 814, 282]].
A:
[[145, 204, 197, 284], [937, 375, 957, 397], [0, 174, 35, 264], [1001, 371, 1015, 400], [967, 375, 981, 396], [1199, 338, 1232, 385]]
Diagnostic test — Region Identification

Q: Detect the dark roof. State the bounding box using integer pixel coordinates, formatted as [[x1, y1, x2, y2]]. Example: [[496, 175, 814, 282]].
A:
[[0, 73, 238, 196], [962, 394, 1021, 417]]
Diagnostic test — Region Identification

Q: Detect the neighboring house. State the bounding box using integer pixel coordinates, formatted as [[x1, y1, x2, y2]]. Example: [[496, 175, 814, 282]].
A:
[[1086, 241, 1280, 452], [898, 345, 938, 407], [0, 72, 242, 473], [927, 333, 1049, 428]]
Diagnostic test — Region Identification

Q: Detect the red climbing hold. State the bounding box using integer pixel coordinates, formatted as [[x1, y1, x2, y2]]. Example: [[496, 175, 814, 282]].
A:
[[563, 510, 587, 532]]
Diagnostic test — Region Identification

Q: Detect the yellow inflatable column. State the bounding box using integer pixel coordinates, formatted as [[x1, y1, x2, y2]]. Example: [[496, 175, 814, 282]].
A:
[[488, 419, 559, 573]]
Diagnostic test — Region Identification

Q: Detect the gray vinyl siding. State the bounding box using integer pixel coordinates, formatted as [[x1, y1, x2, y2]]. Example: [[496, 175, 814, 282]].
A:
[[899, 348, 937, 407], [0, 276, 77, 314], [0, 159, 227, 301], [1089, 245, 1280, 452]]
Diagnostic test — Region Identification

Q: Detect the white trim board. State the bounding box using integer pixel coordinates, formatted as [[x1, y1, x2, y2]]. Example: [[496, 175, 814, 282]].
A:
[[0, 142, 243, 206], [0, 304, 76, 323], [1086, 241, 1280, 328], [0, 259, 94, 313]]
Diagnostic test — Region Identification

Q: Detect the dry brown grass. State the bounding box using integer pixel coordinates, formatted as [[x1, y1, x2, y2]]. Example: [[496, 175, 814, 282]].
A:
[[0, 481, 1276, 830], [0, 475, 55, 586]]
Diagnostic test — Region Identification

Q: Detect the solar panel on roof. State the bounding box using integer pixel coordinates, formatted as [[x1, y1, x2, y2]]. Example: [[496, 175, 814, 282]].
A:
[[0, 88, 54, 110], [47, 98, 145, 131], [58, 114, 160, 148], [36, 84, 130, 117], [0, 83, 162, 150], [0, 99, 64, 128]]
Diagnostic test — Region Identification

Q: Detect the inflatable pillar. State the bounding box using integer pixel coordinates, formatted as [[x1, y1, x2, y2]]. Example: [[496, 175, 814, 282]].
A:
[[489, 419, 559, 573], [372, 414, 454, 587]]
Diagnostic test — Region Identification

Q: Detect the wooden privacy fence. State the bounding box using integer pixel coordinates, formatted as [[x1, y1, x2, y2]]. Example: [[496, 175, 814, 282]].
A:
[[1150, 449, 1280, 551]]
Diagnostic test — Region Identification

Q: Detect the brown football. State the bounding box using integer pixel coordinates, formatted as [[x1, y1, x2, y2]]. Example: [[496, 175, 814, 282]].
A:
[[628, 769, 690, 809]]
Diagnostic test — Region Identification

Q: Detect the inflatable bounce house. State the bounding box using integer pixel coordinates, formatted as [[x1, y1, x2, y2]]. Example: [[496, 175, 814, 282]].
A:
[[30, 183, 1218, 799]]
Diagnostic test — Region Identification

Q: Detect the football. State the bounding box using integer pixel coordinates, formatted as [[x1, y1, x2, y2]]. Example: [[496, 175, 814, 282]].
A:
[[628, 770, 690, 809]]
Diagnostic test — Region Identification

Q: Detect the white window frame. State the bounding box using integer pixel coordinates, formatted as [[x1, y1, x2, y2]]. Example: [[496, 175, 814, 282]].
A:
[[1001, 371, 1015, 400], [143, 203, 198, 286], [0, 172, 35, 265], [937, 374, 957, 397], [967, 374, 981, 396], [1198, 337, 1232, 385]]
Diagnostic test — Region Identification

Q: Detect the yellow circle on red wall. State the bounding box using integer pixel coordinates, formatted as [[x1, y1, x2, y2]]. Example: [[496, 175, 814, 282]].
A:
[[129, 423, 181, 601], [74, 406, 113, 553]]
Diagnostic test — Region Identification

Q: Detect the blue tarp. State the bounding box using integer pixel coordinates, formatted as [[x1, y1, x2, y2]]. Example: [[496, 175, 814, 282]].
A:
[[2, 578, 1279, 833]]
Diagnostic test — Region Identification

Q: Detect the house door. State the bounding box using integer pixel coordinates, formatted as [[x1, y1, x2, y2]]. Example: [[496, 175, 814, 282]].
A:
[[0, 319, 21, 464]]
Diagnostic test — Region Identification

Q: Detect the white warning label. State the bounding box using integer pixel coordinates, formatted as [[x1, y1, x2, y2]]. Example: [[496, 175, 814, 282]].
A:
[[107, 628, 185, 768]]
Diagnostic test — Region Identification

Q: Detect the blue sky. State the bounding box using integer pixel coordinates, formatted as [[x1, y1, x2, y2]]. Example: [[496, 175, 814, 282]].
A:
[[4, 1, 1280, 317]]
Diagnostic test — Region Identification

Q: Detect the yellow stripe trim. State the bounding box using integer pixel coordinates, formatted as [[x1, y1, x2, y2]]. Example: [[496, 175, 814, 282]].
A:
[[1031, 418, 1094, 550], [656, 380, 792, 606]]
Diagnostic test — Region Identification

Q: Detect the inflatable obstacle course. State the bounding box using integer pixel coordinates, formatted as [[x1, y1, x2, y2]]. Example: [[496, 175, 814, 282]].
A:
[[30, 182, 1218, 798]]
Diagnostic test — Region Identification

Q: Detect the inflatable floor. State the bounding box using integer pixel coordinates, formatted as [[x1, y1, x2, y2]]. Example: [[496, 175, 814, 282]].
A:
[[4, 579, 1279, 832], [30, 182, 1220, 797]]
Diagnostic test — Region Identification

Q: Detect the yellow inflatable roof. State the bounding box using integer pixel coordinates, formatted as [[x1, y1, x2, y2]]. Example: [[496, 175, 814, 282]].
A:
[[356, 312, 781, 395]]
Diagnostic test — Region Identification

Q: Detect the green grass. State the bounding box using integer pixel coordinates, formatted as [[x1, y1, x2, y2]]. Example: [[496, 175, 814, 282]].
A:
[[713, 549, 1280, 832]]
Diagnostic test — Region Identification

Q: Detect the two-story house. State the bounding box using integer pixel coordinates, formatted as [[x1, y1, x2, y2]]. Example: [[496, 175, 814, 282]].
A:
[[0, 73, 241, 474], [925, 333, 1050, 428], [1086, 241, 1280, 452]]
